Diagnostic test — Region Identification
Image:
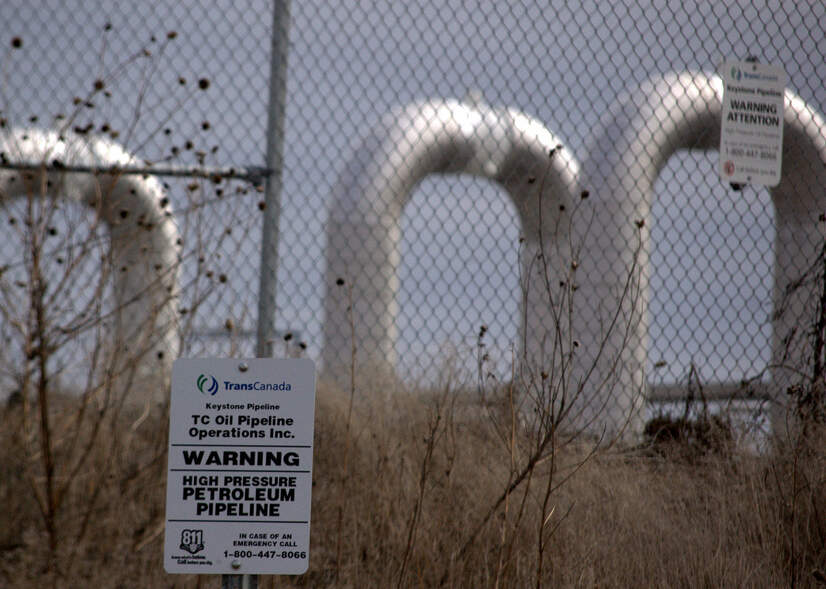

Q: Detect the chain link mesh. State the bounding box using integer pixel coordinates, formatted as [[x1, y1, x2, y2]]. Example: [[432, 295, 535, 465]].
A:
[[1, 1, 824, 434]]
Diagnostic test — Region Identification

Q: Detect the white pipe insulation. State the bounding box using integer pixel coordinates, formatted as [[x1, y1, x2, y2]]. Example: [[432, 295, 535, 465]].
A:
[[578, 71, 826, 436], [323, 75, 826, 440], [0, 129, 180, 402], [323, 99, 585, 397]]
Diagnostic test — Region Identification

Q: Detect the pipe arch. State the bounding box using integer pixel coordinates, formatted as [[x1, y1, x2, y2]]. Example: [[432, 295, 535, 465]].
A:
[[323, 99, 582, 389], [578, 71, 826, 435], [0, 128, 181, 402]]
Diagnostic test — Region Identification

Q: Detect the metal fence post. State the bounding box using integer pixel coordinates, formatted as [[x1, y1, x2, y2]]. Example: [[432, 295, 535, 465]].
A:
[[221, 573, 258, 589], [256, 0, 292, 360], [229, 1, 291, 587]]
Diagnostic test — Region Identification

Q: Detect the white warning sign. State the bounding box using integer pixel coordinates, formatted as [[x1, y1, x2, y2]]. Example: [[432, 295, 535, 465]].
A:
[[164, 358, 315, 575], [719, 60, 786, 187]]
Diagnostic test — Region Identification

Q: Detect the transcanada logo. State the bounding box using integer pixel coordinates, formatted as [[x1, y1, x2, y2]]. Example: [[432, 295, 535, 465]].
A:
[[197, 374, 219, 396], [196, 375, 292, 394], [223, 380, 292, 391]]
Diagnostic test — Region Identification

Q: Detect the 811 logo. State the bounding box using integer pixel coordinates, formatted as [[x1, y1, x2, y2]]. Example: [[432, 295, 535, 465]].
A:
[[197, 374, 219, 395], [180, 529, 205, 554]]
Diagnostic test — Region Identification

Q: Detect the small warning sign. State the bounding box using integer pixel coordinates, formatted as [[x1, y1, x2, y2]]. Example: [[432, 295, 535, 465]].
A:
[[164, 358, 315, 575], [719, 60, 786, 187]]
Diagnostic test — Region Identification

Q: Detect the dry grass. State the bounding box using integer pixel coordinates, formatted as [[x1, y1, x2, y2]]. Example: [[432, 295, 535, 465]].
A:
[[1, 379, 824, 588]]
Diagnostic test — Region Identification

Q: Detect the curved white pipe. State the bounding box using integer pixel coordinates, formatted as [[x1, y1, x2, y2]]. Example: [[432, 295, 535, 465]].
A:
[[0, 128, 181, 401], [323, 99, 582, 389], [579, 71, 826, 436]]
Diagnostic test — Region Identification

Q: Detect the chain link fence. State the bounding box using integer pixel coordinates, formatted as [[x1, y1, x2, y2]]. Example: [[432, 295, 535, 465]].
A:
[[1, 1, 825, 434]]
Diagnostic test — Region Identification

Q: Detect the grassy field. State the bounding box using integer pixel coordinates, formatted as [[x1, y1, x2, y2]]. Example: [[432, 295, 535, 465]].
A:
[[0, 378, 824, 588]]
